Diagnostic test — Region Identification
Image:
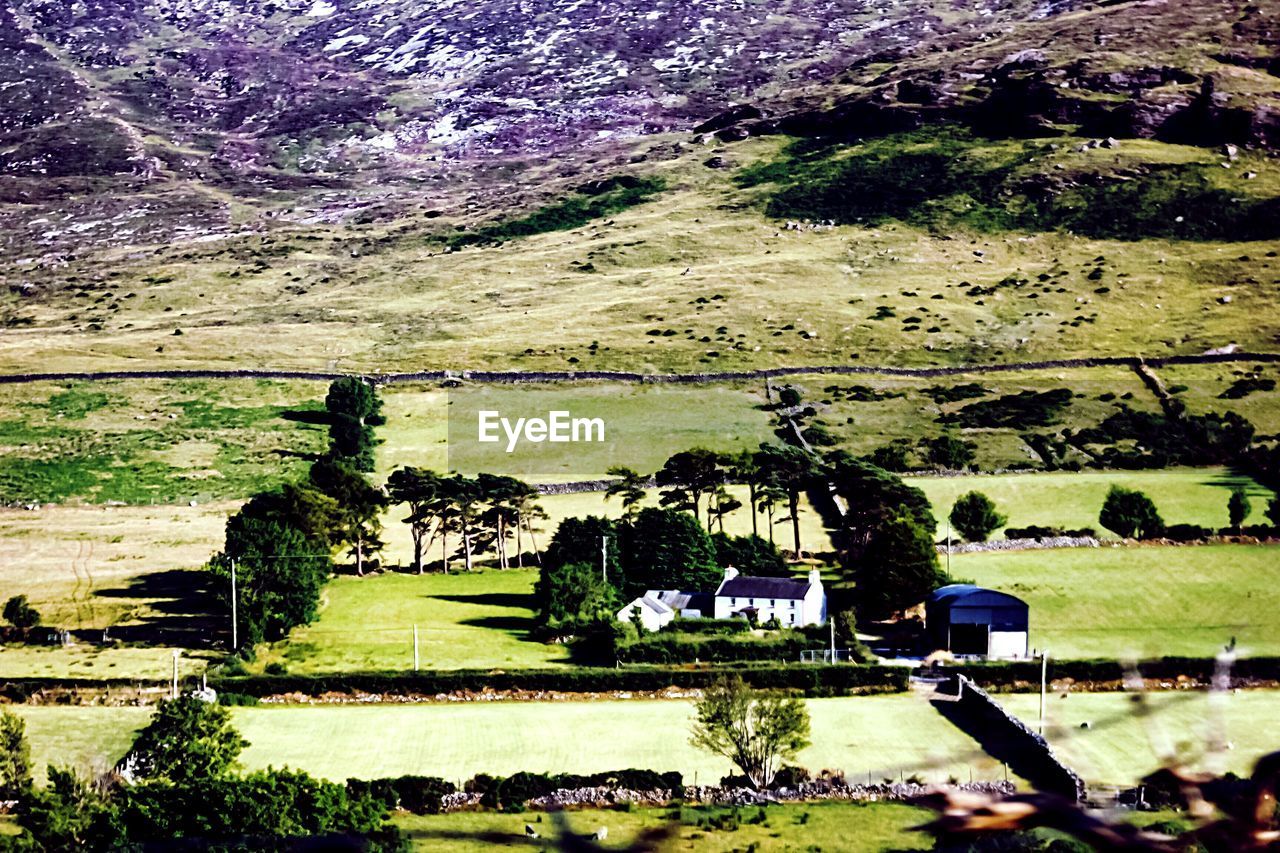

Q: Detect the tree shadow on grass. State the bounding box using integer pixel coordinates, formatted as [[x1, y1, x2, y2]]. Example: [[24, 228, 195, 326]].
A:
[[428, 593, 532, 609], [280, 409, 331, 426], [456, 615, 536, 633], [91, 569, 221, 649]]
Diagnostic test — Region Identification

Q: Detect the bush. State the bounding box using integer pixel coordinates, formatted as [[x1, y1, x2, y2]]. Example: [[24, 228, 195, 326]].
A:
[[1003, 525, 1096, 539], [710, 532, 788, 577], [206, 664, 908, 700], [347, 776, 456, 815], [1162, 523, 1212, 542], [2, 596, 40, 630], [1099, 485, 1165, 539], [940, 389, 1073, 430]]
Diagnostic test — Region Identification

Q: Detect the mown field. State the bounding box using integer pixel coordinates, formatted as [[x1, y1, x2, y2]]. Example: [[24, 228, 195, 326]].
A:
[[954, 544, 1280, 659], [261, 570, 570, 673], [394, 801, 932, 852], [913, 467, 1274, 537], [5, 696, 997, 786], [1000, 689, 1280, 787]]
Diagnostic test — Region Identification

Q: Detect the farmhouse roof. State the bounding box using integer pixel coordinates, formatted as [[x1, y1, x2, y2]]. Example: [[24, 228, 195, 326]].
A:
[[633, 595, 673, 615], [648, 590, 714, 612], [717, 576, 812, 601]]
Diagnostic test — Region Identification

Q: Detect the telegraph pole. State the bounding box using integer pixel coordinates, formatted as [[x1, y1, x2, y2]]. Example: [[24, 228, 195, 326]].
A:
[[171, 650, 180, 699], [230, 559, 238, 651], [945, 520, 952, 577], [1039, 649, 1050, 735], [829, 619, 836, 663], [601, 535, 608, 583]]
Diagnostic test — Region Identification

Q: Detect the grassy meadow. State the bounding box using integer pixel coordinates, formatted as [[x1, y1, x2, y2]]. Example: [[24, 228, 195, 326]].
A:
[[0, 379, 325, 505], [1000, 689, 1280, 786], [8, 706, 152, 784], [3, 135, 1278, 376], [953, 544, 1280, 659], [0, 502, 230, 678], [1157, 361, 1280, 435], [261, 570, 569, 673], [395, 801, 933, 852], [228, 695, 995, 785], [913, 467, 1275, 537]]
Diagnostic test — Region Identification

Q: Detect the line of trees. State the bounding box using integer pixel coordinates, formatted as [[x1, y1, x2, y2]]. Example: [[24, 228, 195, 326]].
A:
[[386, 469, 545, 573], [207, 377, 391, 648]]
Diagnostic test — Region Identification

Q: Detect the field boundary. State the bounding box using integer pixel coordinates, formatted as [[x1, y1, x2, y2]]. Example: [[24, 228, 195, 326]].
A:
[[0, 351, 1275, 387]]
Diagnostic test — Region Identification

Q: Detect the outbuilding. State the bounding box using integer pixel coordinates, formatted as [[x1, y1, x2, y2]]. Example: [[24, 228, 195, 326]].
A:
[[926, 584, 1029, 660]]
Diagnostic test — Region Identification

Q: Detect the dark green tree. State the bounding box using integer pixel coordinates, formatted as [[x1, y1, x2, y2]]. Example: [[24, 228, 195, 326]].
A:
[[924, 434, 976, 471], [754, 443, 821, 558], [851, 513, 947, 621], [542, 515, 621, 602], [949, 491, 1007, 543], [710, 532, 789, 577], [2, 595, 40, 630], [20, 766, 122, 850], [604, 466, 648, 519], [619, 508, 720, 598], [534, 561, 618, 626], [127, 695, 248, 785], [209, 516, 330, 645], [1227, 486, 1251, 534], [236, 482, 343, 547], [655, 449, 725, 527], [830, 456, 936, 561], [0, 708, 30, 800], [324, 377, 384, 472], [865, 442, 913, 472], [386, 467, 446, 573], [1268, 496, 1280, 530], [1099, 486, 1165, 539], [311, 458, 388, 576]]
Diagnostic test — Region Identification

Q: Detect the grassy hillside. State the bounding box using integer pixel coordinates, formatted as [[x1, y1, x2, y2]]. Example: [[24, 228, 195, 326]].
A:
[[3, 130, 1278, 376]]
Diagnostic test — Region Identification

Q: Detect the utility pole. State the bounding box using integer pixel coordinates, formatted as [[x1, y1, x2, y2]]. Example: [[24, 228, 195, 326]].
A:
[[230, 559, 238, 651], [601, 535, 608, 583], [945, 519, 952, 577], [829, 619, 836, 663], [413, 624, 420, 671], [1039, 649, 1050, 735], [171, 650, 180, 699]]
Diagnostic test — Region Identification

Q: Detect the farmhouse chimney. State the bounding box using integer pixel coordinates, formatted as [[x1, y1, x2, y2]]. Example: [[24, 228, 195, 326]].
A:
[[724, 566, 739, 581]]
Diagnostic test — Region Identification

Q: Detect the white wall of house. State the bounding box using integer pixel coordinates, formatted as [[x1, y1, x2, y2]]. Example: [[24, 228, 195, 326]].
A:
[[616, 598, 673, 632], [712, 568, 826, 627]]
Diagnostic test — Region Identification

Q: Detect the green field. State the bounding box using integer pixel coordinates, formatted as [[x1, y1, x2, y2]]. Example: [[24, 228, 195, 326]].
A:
[[377, 382, 776, 481], [1000, 689, 1280, 787], [0, 379, 324, 505], [227, 695, 996, 785], [395, 801, 931, 852], [9, 706, 151, 784], [1157, 362, 1280, 435], [913, 467, 1275, 538], [6, 696, 996, 787], [953, 544, 1280, 659], [262, 570, 570, 673]]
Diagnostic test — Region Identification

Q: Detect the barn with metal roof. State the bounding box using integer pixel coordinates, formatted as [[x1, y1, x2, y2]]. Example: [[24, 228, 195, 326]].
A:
[[926, 584, 1029, 660]]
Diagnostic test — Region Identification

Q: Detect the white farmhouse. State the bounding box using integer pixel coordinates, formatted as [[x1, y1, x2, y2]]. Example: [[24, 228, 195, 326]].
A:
[[713, 567, 826, 627], [616, 590, 714, 632]]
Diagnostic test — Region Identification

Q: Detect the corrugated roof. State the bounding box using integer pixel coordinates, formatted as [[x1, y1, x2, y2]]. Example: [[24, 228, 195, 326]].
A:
[[928, 583, 1027, 610], [718, 576, 811, 600]]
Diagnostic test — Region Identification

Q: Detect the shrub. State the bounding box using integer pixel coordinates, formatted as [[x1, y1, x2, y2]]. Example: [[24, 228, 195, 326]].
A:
[[1003, 525, 1096, 539], [2, 596, 40, 630], [1099, 486, 1165, 539], [949, 492, 1007, 542], [940, 389, 1073, 430], [1163, 523, 1212, 543]]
